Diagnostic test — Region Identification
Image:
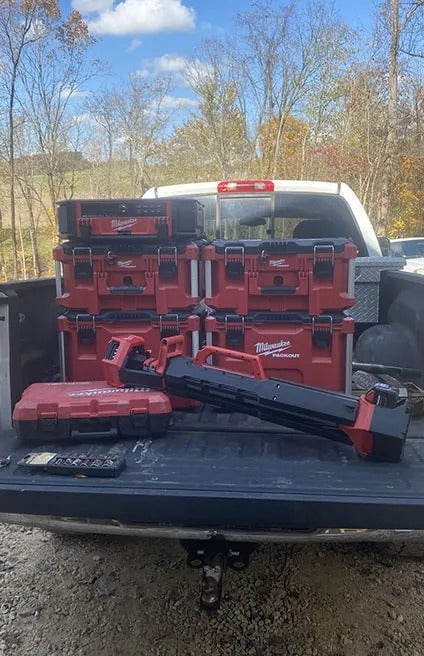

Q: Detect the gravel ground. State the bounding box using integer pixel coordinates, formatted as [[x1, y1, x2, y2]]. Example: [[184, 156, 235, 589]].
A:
[[1, 524, 424, 656]]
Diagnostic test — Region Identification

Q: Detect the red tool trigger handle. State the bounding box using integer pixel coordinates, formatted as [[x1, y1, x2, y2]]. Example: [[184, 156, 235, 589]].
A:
[[194, 346, 266, 379], [154, 335, 185, 374]]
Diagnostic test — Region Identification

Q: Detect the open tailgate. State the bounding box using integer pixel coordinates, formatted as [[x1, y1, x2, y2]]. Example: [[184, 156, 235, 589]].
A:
[[0, 412, 424, 532]]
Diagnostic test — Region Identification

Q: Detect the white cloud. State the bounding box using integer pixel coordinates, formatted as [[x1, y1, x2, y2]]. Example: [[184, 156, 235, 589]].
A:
[[134, 67, 150, 78], [152, 54, 211, 85], [72, 112, 97, 126], [72, 0, 114, 13], [61, 87, 90, 100], [86, 0, 195, 36], [127, 38, 142, 52], [154, 54, 188, 74], [161, 94, 197, 109], [200, 21, 224, 35]]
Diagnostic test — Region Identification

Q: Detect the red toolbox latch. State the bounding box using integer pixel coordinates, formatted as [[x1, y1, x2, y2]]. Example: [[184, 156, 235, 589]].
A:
[[159, 313, 180, 338], [79, 216, 92, 240], [72, 247, 93, 280], [224, 246, 245, 280], [313, 244, 335, 279], [224, 314, 245, 347], [312, 315, 333, 348], [158, 246, 178, 279], [76, 314, 96, 345]]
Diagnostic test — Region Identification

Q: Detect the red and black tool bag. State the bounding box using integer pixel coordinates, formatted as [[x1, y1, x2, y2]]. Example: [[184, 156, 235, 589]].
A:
[[54, 242, 200, 315], [205, 312, 354, 392], [57, 198, 203, 242], [13, 381, 172, 443], [203, 238, 356, 315], [58, 310, 200, 382]]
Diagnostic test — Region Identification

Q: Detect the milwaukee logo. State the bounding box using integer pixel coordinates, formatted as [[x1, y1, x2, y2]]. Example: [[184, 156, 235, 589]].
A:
[[68, 387, 151, 397], [255, 340, 300, 359], [117, 260, 136, 269], [269, 259, 286, 267], [110, 218, 138, 231]]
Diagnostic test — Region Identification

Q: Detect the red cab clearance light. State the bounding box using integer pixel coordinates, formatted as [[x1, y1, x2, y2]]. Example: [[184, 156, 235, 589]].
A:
[[217, 180, 274, 193]]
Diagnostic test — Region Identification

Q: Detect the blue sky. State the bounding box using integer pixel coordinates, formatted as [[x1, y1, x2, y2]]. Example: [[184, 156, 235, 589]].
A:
[[61, 0, 378, 109]]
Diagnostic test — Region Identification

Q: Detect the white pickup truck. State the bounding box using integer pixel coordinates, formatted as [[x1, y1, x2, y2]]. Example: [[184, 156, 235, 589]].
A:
[[0, 179, 423, 608]]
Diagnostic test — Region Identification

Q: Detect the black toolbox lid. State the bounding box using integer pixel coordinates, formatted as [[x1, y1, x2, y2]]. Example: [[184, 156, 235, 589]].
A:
[[63, 310, 195, 323], [210, 238, 351, 254], [60, 241, 192, 255], [211, 311, 347, 324]]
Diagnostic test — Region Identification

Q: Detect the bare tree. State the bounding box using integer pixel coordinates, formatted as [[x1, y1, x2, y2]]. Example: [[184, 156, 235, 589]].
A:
[[85, 91, 119, 197], [0, 0, 60, 277], [19, 9, 96, 226], [186, 42, 251, 178], [110, 75, 172, 196]]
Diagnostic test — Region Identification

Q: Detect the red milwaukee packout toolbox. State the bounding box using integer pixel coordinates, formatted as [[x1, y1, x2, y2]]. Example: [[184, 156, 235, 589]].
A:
[[13, 381, 172, 442], [205, 312, 354, 393], [203, 238, 356, 315], [58, 311, 200, 408], [57, 198, 204, 242], [54, 242, 200, 315]]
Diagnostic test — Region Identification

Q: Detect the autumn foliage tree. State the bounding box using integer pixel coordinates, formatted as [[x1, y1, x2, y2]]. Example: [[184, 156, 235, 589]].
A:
[[258, 115, 308, 179]]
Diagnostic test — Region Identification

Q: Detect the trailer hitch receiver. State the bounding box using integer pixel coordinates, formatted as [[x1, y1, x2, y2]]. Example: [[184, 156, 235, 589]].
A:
[[181, 540, 257, 610]]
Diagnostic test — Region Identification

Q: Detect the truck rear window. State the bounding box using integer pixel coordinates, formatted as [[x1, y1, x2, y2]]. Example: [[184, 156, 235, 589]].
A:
[[167, 192, 366, 253]]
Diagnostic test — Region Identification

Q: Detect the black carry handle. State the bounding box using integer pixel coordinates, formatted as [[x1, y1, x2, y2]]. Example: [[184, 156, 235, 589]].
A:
[[260, 285, 296, 294], [71, 423, 119, 440], [108, 285, 143, 294], [352, 362, 422, 380]]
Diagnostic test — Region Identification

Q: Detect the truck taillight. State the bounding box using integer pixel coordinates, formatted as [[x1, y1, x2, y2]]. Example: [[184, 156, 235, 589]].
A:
[[217, 180, 274, 193]]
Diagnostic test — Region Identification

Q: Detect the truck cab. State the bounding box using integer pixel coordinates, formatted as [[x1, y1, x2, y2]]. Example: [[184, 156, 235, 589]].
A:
[[143, 180, 382, 256]]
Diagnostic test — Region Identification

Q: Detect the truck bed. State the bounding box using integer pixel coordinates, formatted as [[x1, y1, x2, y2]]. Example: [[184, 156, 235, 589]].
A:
[[1, 410, 424, 532]]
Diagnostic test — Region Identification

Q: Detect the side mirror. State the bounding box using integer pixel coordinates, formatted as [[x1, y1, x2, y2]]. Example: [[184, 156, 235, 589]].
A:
[[378, 236, 391, 256]]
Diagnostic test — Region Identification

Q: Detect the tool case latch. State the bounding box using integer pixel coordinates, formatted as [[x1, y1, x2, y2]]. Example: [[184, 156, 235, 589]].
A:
[[312, 315, 333, 348], [313, 244, 335, 279], [224, 246, 245, 280], [158, 246, 178, 279], [224, 315, 245, 347], [72, 247, 93, 279], [130, 411, 148, 429], [39, 413, 58, 431]]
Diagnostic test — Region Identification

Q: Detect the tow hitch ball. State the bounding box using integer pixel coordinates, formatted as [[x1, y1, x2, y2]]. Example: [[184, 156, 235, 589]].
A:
[[180, 540, 257, 611]]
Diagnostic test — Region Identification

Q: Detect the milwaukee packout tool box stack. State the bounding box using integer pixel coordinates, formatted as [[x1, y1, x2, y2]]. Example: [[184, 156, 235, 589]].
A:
[[55, 198, 204, 408], [204, 238, 357, 393]]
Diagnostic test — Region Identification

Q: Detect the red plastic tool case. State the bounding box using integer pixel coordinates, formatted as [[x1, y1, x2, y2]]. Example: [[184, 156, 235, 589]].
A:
[[13, 381, 172, 442], [54, 242, 200, 315], [205, 312, 354, 392], [58, 311, 200, 382], [57, 198, 203, 242], [203, 238, 356, 315]]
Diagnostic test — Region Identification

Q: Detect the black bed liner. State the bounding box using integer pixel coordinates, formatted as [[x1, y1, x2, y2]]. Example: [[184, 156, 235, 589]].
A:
[[1, 410, 424, 531]]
